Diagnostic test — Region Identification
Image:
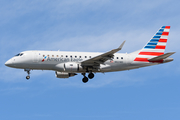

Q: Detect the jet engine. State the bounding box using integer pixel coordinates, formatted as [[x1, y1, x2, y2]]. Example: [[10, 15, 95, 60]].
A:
[[55, 71, 77, 78], [55, 62, 83, 72], [64, 62, 79, 72]]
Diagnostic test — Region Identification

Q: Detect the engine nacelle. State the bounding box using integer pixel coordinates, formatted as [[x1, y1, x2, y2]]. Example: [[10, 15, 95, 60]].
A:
[[64, 62, 79, 72], [55, 62, 83, 72], [55, 71, 77, 78]]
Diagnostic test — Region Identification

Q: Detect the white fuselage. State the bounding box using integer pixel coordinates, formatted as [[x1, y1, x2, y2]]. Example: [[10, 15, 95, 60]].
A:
[[5, 50, 159, 73]]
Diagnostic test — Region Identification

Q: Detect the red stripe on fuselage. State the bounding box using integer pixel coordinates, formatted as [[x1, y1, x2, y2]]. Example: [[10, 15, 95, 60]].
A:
[[139, 52, 164, 56], [134, 57, 164, 63], [134, 58, 149, 62]]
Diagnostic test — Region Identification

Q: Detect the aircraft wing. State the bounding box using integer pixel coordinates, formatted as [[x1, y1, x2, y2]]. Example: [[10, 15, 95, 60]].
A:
[[81, 41, 126, 66]]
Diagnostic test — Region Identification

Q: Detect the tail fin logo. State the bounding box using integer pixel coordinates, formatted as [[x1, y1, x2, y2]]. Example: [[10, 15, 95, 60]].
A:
[[144, 26, 170, 50], [134, 26, 170, 62]]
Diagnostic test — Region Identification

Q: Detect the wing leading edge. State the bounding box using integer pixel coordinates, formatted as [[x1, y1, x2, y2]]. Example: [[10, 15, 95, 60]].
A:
[[81, 41, 126, 66]]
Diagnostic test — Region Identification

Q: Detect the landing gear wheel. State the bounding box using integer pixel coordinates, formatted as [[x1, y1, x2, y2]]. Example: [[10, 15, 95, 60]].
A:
[[26, 76, 30, 80], [82, 77, 88, 83], [24, 69, 31, 80], [88, 73, 94, 79]]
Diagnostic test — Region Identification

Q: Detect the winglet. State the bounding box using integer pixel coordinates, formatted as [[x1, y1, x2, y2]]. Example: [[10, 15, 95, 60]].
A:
[[118, 40, 126, 50]]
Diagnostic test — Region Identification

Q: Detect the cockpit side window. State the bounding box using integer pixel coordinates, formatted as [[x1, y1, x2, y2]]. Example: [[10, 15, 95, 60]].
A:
[[15, 53, 20, 56], [15, 53, 24, 56]]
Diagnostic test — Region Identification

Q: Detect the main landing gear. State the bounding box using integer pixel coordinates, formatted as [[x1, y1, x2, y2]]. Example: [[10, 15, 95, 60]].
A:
[[88, 72, 94, 79], [24, 69, 30, 80], [82, 72, 94, 83]]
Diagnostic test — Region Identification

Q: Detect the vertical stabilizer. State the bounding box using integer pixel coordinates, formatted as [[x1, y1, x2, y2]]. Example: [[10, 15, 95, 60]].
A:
[[134, 26, 170, 62]]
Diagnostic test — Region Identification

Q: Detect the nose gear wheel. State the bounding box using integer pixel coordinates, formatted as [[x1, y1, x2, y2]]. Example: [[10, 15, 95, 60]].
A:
[[24, 69, 31, 80]]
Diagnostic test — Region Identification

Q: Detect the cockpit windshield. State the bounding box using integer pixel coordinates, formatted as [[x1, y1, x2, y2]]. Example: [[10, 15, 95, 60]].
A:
[[15, 53, 24, 56]]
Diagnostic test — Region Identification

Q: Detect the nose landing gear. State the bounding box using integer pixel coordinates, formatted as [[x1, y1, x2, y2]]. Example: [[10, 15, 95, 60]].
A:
[[26, 75, 30, 80], [24, 69, 30, 80]]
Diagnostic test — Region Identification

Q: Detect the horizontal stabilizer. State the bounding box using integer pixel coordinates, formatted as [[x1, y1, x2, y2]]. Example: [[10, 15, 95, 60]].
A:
[[148, 52, 175, 62]]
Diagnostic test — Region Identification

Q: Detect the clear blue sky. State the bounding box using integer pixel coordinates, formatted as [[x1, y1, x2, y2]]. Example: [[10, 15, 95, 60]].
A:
[[0, 0, 179, 120]]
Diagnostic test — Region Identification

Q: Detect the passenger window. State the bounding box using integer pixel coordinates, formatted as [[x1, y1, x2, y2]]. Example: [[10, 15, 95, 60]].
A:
[[121, 57, 123, 59], [85, 56, 87, 58], [75, 56, 77, 58], [47, 55, 49, 57], [79, 56, 81, 58], [117, 57, 119, 59], [43, 55, 45, 57], [61, 55, 63, 57], [70, 55, 72, 57], [89, 56, 91, 58], [66, 55, 68, 57], [52, 55, 54, 57], [57, 55, 59, 57]]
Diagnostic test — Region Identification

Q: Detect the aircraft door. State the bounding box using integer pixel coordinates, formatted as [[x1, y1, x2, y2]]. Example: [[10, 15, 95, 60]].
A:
[[33, 52, 39, 62], [126, 54, 132, 65]]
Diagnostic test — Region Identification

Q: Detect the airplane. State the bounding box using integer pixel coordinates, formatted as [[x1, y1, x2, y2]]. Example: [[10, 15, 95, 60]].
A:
[[5, 26, 175, 83]]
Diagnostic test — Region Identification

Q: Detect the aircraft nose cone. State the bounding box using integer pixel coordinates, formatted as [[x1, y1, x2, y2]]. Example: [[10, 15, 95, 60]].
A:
[[5, 59, 12, 67]]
